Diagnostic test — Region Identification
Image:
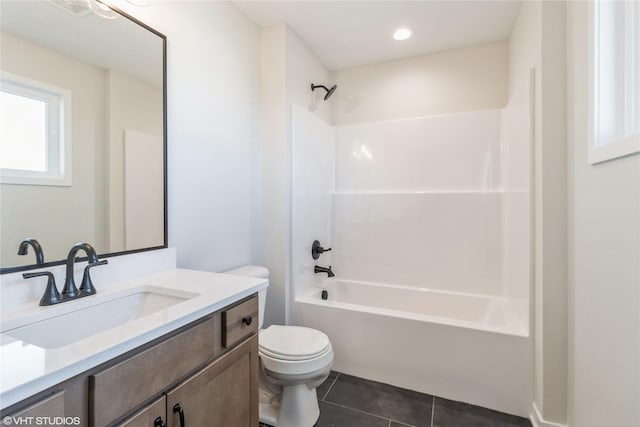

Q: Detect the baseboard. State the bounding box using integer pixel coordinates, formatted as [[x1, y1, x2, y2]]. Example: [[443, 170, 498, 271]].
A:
[[529, 403, 567, 427]]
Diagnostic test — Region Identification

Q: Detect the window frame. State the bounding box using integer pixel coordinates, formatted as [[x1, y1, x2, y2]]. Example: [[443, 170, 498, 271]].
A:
[[588, 0, 640, 164], [0, 71, 72, 186]]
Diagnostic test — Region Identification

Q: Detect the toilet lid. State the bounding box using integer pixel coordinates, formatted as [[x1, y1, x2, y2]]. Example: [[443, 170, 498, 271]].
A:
[[259, 325, 330, 361]]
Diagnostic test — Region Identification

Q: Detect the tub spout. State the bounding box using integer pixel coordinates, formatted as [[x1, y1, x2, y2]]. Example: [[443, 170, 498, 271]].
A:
[[314, 265, 335, 278]]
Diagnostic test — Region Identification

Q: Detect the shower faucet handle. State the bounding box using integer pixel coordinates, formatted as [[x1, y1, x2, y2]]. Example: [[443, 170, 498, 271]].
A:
[[312, 240, 332, 260]]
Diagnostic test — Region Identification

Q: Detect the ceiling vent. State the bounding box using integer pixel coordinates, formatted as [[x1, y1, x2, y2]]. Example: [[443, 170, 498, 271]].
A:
[[46, 0, 92, 17]]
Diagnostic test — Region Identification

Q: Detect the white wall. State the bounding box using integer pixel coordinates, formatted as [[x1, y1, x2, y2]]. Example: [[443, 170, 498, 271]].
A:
[[285, 27, 331, 124], [538, 4, 568, 423], [105, 70, 163, 253], [567, 2, 640, 426], [508, 1, 568, 424], [330, 41, 508, 125], [260, 25, 288, 327], [260, 24, 331, 326], [113, 1, 262, 274], [0, 32, 106, 266]]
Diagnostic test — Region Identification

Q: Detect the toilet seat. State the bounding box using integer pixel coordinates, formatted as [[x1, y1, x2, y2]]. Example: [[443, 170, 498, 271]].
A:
[[259, 325, 330, 361]]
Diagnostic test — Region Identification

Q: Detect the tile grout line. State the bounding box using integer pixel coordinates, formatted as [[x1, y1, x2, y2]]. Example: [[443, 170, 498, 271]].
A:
[[387, 420, 415, 427], [321, 373, 340, 401], [321, 399, 416, 427], [431, 396, 436, 427], [320, 399, 397, 424]]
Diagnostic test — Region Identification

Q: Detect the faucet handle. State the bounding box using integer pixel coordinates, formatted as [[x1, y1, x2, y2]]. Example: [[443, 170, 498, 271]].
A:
[[79, 259, 108, 296], [23, 271, 62, 306], [311, 240, 332, 260]]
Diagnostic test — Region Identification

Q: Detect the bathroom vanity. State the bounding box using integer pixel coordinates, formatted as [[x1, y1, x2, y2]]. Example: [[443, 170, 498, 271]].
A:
[[0, 269, 267, 427]]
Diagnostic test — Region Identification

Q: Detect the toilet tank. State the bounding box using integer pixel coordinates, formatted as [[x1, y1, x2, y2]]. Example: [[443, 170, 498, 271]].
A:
[[222, 265, 268, 329]]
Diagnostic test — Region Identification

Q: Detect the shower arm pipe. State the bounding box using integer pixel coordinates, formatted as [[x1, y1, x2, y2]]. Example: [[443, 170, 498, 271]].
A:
[[311, 84, 331, 92]]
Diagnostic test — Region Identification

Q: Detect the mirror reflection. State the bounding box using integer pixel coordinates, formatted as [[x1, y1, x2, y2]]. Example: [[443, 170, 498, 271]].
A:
[[0, 0, 166, 271]]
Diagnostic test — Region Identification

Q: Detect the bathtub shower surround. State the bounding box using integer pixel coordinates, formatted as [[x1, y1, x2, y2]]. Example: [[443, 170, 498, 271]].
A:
[[291, 98, 532, 416], [331, 110, 527, 300], [291, 108, 335, 299]]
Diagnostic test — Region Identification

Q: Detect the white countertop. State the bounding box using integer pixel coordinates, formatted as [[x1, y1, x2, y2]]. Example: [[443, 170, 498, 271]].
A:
[[0, 268, 268, 410]]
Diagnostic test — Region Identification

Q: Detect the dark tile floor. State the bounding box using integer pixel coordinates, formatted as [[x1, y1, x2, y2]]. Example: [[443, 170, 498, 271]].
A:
[[261, 371, 532, 427]]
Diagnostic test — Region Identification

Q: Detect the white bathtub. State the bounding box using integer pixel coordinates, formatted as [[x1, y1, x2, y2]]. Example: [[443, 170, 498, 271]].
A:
[[294, 279, 532, 416]]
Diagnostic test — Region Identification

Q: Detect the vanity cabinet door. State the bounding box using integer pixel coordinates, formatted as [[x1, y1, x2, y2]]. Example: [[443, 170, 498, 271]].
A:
[[90, 317, 218, 426], [165, 334, 258, 427], [1, 392, 65, 427], [119, 396, 166, 427]]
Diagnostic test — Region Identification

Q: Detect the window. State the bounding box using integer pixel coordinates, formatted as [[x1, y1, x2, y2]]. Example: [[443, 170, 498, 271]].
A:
[[0, 72, 72, 185], [589, 0, 640, 164]]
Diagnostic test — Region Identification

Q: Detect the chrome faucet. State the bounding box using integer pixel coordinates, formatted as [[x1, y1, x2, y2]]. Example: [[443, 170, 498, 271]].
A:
[[314, 265, 335, 278], [18, 238, 44, 265], [62, 242, 99, 299]]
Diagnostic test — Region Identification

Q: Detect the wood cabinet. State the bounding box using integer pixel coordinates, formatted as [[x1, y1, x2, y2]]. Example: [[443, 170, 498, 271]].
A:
[[89, 317, 220, 426], [166, 334, 259, 427], [1, 294, 259, 427], [0, 392, 66, 427], [119, 397, 165, 427], [116, 334, 259, 427], [222, 296, 259, 348]]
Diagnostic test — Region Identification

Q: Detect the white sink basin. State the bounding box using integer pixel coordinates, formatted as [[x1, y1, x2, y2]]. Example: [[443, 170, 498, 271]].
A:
[[2, 287, 199, 349]]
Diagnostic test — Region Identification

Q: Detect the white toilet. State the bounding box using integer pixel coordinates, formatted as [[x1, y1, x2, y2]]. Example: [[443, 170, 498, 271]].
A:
[[224, 265, 334, 427]]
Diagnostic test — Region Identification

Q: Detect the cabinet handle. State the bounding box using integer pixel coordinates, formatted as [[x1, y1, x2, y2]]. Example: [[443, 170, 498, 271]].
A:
[[242, 316, 253, 326], [153, 417, 167, 427], [173, 403, 185, 427]]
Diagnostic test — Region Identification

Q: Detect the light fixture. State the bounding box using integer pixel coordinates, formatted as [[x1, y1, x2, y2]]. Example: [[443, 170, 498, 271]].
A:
[[87, 0, 118, 19], [393, 28, 413, 41]]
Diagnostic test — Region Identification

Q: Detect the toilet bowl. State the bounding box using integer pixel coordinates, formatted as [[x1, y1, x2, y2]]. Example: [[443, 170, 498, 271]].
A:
[[224, 265, 334, 427]]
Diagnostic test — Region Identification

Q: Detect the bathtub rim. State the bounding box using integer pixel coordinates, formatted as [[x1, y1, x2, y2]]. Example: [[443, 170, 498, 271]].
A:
[[296, 278, 529, 338]]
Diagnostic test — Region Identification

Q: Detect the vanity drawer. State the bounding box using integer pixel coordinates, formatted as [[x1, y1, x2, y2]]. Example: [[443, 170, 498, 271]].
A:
[[89, 316, 218, 426], [222, 295, 258, 348]]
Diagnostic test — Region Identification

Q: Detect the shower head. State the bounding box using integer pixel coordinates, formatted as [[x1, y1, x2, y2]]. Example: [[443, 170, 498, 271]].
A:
[[325, 84, 337, 100], [311, 83, 337, 101]]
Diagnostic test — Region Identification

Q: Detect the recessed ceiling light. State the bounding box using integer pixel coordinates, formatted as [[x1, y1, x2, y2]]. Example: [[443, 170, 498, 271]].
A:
[[393, 28, 413, 41]]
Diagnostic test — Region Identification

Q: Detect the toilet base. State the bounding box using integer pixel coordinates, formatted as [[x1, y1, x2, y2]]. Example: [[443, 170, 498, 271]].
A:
[[279, 384, 319, 427], [259, 384, 319, 427], [259, 385, 280, 426], [258, 369, 322, 427]]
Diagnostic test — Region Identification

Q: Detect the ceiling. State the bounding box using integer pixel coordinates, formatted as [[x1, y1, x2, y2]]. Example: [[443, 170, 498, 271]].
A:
[[1, 0, 163, 87], [233, 1, 523, 71]]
